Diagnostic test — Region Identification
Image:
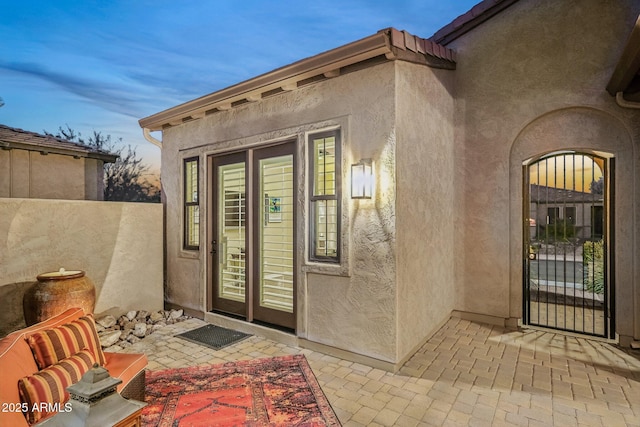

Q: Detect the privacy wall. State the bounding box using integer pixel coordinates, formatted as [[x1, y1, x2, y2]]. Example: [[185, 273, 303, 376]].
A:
[[0, 199, 163, 335]]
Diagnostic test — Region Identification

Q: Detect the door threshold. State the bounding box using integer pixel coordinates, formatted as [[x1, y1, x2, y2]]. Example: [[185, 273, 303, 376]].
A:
[[520, 323, 617, 344], [204, 311, 298, 347]]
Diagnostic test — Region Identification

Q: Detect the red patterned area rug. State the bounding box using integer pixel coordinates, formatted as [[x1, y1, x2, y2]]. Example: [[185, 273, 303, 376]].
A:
[[142, 354, 341, 426]]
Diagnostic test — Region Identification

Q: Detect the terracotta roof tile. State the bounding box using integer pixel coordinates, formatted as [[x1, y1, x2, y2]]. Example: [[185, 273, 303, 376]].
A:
[[386, 28, 455, 63], [390, 28, 405, 50], [403, 31, 417, 52]]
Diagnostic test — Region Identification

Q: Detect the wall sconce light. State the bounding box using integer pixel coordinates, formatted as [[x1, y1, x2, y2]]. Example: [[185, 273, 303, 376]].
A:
[[351, 158, 373, 199]]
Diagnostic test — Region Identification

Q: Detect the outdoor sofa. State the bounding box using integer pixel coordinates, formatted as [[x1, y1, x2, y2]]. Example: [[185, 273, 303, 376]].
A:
[[0, 307, 147, 426]]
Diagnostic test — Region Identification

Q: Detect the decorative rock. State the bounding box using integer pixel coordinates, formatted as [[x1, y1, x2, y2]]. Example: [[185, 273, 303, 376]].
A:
[[96, 315, 117, 329], [149, 311, 164, 323], [127, 335, 141, 344], [133, 323, 147, 338], [152, 323, 166, 331], [97, 308, 189, 348], [98, 330, 122, 348]]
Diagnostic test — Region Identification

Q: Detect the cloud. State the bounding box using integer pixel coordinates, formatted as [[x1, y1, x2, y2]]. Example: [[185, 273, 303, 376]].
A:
[[0, 60, 146, 119]]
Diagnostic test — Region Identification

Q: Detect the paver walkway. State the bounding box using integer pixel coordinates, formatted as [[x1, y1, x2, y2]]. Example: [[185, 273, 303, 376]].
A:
[[118, 316, 640, 426]]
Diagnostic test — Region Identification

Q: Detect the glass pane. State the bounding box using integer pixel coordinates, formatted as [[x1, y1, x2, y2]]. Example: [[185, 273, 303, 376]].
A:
[[218, 162, 246, 303], [185, 160, 198, 203], [314, 199, 338, 258], [186, 205, 199, 247], [313, 136, 336, 196], [260, 155, 294, 313]]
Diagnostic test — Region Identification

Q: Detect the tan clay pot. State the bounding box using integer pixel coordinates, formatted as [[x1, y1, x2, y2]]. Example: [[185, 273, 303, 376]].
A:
[[23, 268, 96, 326]]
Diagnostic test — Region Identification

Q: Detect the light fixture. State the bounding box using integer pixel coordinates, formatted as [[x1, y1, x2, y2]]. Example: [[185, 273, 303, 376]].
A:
[[351, 158, 373, 199]]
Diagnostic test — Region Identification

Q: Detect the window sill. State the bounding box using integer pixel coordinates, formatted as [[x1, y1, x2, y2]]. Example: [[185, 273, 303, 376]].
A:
[[302, 262, 350, 277]]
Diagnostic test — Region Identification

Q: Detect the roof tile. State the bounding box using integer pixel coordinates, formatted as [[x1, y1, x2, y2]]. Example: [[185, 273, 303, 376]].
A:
[[0, 124, 117, 161], [390, 28, 405, 50], [403, 31, 417, 52]]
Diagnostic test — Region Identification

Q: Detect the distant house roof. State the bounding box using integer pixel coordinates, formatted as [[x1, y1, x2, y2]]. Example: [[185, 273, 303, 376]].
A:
[[529, 184, 603, 204], [139, 28, 455, 132], [0, 124, 118, 162]]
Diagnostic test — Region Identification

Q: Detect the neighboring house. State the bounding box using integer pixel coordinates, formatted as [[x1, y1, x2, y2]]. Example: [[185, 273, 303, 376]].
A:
[[528, 184, 604, 241], [139, 0, 640, 370], [0, 125, 117, 200]]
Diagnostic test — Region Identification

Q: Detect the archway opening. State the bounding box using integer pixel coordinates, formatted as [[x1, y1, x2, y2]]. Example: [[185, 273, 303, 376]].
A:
[[523, 151, 614, 338]]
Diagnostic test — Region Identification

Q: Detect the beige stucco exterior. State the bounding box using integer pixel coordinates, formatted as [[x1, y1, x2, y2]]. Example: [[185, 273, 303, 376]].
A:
[[143, 0, 640, 367], [447, 0, 640, 345], [0, 149, 107, 200], [0, 199, 163, 335]]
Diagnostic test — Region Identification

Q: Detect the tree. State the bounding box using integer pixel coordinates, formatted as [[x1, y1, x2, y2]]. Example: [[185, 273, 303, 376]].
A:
[[590, 176, 604, 195], [46, 125, 160, 202]]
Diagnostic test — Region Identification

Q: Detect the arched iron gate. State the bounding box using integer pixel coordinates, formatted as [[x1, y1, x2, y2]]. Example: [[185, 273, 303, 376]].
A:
[[523, 152, 614, 338]]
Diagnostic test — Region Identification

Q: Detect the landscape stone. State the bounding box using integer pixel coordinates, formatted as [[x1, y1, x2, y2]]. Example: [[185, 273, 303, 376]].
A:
[[99, 330, 122, 347], [96, 315, 117, 329], [97, 309, 189, 348], [150, 311, 164, 322], [133, 323, 148, 337]]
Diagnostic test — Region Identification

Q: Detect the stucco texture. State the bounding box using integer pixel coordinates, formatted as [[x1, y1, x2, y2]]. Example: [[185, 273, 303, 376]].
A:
[[0, 150, 103, 200], [0, 198, 163, 332], [395, 61, 457, 361], [448, 0, 640, 340], [161, 62, 401, 362]]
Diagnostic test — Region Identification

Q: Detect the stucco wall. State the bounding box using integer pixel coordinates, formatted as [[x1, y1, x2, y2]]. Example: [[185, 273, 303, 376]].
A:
[[448, 0, 640, 340], [161, 61, 400, 362], [395, 61, 457, 360], [0, 198, 163, 334], [0, 149, 104, 200]]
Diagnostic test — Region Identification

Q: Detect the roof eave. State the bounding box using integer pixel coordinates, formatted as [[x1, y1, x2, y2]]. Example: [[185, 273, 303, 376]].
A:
[[0, 140, 118, 163], [606, 14, 640, 99], [139, 28, 456, 132], [139, 31, 390, 131], [430, 0, 520, 45]]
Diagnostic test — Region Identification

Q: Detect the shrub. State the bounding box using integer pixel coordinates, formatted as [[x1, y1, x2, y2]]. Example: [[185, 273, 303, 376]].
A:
[[583, 240, 604, 294]]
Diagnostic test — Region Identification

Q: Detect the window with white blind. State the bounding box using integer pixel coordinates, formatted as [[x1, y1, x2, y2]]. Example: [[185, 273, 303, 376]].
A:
[[309, 130, 340, 263], [184, 157, 199, 250]]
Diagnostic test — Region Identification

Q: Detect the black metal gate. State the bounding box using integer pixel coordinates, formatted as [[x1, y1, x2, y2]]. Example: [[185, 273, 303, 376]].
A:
[[523, 152, 614, 338]]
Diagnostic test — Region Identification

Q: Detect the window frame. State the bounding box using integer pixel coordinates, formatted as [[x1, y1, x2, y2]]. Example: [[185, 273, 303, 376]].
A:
[[183, 156, 200, 250], [308, 130, 341, 263]]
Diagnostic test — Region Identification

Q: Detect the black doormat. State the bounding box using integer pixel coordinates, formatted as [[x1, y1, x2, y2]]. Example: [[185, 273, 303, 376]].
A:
[[176, 324, 251, 350]]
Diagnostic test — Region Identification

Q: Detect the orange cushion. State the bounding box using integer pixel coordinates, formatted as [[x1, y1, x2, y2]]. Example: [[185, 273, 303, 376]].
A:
[[18, 349, 96, 425], [25, 315, 106, 369]]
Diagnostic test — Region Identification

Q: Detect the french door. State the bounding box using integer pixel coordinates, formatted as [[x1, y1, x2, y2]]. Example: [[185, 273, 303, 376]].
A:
[[211, 142, 296, 330]]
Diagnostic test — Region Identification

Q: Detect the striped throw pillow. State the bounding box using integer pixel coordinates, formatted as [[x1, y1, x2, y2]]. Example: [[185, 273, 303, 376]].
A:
[[18, 349, 96, 425], [26, 315, 106, 369]]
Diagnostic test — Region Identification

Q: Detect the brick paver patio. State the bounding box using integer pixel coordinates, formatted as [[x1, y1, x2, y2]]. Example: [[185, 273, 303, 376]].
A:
[[119, 316, 640, 426]]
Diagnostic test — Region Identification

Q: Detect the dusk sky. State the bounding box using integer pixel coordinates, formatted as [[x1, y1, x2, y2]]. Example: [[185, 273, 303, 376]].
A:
[[1, 1, 479, 176]]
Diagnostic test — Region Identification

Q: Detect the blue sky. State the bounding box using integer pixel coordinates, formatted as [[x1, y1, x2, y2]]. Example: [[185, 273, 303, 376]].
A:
[[0, 1, 478, 174]]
